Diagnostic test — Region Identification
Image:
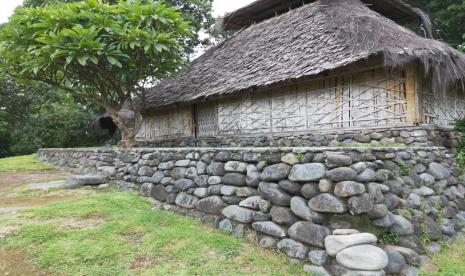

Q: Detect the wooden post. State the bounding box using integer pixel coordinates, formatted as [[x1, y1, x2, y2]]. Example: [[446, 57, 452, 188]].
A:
[[406, 64, 423, 124]]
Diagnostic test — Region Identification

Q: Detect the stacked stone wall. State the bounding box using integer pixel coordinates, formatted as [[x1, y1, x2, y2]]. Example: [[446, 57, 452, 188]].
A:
[[138, 126, 462, 150], [37, 146, 465, 275]]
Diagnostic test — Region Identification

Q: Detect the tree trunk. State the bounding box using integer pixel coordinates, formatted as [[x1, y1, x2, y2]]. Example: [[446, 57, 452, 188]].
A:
[[106, 107, 141, 148]]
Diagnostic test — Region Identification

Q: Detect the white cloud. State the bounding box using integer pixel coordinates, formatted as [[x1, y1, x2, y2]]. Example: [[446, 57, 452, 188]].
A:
[[213, 0, 254, 17], [0, 0, 22, 23]]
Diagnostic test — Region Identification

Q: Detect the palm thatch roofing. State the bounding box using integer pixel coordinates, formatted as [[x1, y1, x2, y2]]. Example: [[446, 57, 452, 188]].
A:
[[143, 0, 465, 112]]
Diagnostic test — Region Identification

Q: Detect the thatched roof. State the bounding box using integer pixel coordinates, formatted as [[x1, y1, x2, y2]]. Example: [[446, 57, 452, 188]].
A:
[[223, 0, 425, 31], [144, 0, 465, 111]]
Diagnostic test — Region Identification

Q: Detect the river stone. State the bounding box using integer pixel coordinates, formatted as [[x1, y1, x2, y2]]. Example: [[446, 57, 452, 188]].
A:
[[208, 176, 222, 185], [326, 153, 352, 167], [288, 222, 331, 247], [309, 193, 348, 213], [174, 179, 195, 190], [288, 163, 326, 182], [419, 173, 435, 186], [171, 167, 187, 179], [259, 236, 277, 248], [221, 185, 237, 196], [331, 265, 386, 276], [174, 159, 190, 167], [270, 206, 300, 226], [384, 245, 420, 266], [260, 163, 291, 181], [222, 173, 247, 186], [139, 183, 153, 197], [303, 265, 331, 276], [407, 193, 421, 207], [428, 162, 451, 180], [348, 193, 374, 215], [138, 166, 154, 177], [207, 162, 226, 176], [368, 204, 389, 219], [325, 233, 377, 256], [319, 179, 334, 193], [373, 212, 396, 228], [258, 182, 292, 206], [384, 249, 407, 274], [66, 175, 106, 187], [252, 221, 286, 238], [233, 187, 256, 197], [281, 153, 300, 165], [308, 250, 329, 266], [334, 181, 366, 197], [336, 245, 389, 271], [414, 186, 434, 196], [218, 219, 233, 232], [277, 238, 309, 259], [150, 185, 169, 202], [224, 161, 247, 173], [246, 166, 260, 187], [193, 187, 209, 198], [368, 183, 384, 203], [175, 193, 198, 209], [239, 196, 270, 212], [391, 215, 414, 235], [356, 169, 377, 183], [278, 180, 302, 194], [399, 235, 425, 254], [290, 196, 324, 223], [221, 205, 270, 223], [196, 161, 207, 175], [326, 167, 357, 182], [301, 183, 320, 199], [194, 196, 227, 215]]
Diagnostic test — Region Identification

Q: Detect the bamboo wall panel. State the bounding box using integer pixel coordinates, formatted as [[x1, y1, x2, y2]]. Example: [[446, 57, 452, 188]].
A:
[[197, 69, 409, 137], [136, 106, 193, 141], [423, 89, 465, 127]]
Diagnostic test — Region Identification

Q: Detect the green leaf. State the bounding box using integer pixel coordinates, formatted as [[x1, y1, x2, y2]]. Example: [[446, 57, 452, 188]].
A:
[[107, 56, 122, 68], [77, 56, 87, 66]]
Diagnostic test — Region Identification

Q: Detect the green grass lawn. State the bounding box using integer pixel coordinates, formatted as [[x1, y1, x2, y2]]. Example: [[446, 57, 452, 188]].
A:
[[0, 154, 53, 172], [1, 190, 305, 275], [421, 238, 465, 275]]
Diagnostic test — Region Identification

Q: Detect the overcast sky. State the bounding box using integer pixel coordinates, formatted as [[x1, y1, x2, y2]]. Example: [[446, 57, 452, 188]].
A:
[[0, 0, 255, 23]]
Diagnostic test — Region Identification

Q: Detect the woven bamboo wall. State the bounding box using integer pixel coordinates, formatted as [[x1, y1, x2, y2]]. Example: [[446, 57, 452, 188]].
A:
[[197, 68, 409, 137], [136, 67, 464, 142]]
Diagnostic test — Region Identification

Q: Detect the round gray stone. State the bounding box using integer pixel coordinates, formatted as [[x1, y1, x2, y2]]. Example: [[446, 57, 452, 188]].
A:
[[194, 196, 227, 215], [309, 193, 348, 213], [260, 163, 291, 181], [288, 163, 326, 182], [326, 167, 357, 182], [221, 205, 270, 223], [276, 238, 309, 259], [288, 221, 331, 247], [336, 244, 389, 271], [290, 196, 325, 223], [258, 182, 292, 206], [252, 221, 286, 238], [324, 233, 378, 256], [334, 181, 366, 197]]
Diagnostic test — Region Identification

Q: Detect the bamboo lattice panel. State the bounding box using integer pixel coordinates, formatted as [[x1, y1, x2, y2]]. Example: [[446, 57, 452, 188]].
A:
[[199, 69, 408, 136], [423, 89, 465, 127], [136, 107, 193, 141]]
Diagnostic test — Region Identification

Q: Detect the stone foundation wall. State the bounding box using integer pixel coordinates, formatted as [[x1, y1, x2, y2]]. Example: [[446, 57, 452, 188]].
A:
[[37, 146, 465, 275], [138, 125, 462, 150]]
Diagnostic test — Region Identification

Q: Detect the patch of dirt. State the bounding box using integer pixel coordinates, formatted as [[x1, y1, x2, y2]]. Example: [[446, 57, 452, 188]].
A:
[[59, 216, 106, 230], [0, 225, 19, 240], [0, 194, 72, 208], [121, 232, 145, 244], [0, 171, 70, 193], [129, 255, 173, 269], [0, 249, 49, 276]]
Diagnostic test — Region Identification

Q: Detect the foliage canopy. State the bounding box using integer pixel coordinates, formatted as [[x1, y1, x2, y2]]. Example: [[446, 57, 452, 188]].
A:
[[0, 0, 192, 146]]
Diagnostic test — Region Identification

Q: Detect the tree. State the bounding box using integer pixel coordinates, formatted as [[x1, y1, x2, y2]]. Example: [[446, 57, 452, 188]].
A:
[[0, 0, 192, 147], [23, 0, 215, 55], [405, 0, 465, 49], [0, 76, 104, 157]]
